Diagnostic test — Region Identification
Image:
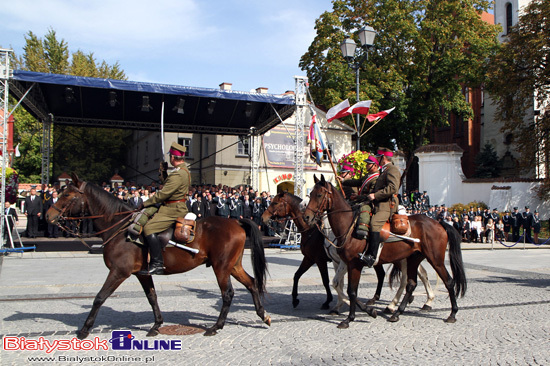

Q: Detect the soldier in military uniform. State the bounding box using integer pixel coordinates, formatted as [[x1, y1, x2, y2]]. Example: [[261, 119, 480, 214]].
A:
[[359, 147, 401, 267], [339, 155, 380, 238], [511, 207, 522, 242], [137, 142, 190, 275]]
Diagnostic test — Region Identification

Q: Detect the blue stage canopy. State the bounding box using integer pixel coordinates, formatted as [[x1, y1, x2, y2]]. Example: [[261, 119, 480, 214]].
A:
[[9, 70, 296, 135]]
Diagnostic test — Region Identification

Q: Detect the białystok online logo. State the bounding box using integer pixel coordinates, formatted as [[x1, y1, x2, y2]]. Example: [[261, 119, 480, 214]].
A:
[[3, 330, 182, 353]]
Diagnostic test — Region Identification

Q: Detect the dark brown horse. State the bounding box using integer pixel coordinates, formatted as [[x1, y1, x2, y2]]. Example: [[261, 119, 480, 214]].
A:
[[261, 192, 334, 310], [45, 174, 270, 338], [304, 175, 466, 328], [262, 192, 435, 314]]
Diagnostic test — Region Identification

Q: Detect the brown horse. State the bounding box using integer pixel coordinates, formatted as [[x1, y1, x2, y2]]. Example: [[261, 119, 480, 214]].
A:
[[45, 174, 270, 339], [262, 192, 435, 314], [304, 175, 466, 328], [261, 192, 334, 310]]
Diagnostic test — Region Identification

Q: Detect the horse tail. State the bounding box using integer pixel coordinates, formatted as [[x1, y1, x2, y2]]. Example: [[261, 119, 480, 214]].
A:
[[441, 222, 467, 297], [388, 264, 401, 290], [239, 218, 268, 296]]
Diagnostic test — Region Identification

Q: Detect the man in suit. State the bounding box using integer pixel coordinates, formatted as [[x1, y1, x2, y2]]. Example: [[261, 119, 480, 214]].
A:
[[24, 187, 43, 238], [359, 147, 401, 267], [44, 190, 60, 238], [128, 188, 143, 209], [4, 201, 18, 245]]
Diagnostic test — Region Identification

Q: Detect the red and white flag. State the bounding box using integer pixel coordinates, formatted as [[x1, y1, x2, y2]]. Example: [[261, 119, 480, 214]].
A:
[[366, 107, 396, 122], [326, 99, 351, 122], [347, 100, 371, 115]]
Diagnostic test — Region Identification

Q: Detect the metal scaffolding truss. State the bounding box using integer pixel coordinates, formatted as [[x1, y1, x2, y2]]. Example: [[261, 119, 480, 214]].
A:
[[294, 76, 308, 200], [0, 48, 12, 243]]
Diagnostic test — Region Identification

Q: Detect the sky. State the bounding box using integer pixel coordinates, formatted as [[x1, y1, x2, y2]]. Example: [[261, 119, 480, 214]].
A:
[[0, 0, 335, 95]]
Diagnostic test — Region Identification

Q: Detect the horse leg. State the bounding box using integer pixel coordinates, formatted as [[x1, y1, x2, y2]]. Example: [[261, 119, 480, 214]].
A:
[[388, 254, 423, 323], [292, 257, 314, 308], [77, 270, 130, 339], [417, 264, 435, 311], [430, 261, 458, 323], [135, 274, 164, 336], [338, 265, 376, 329], [231, 264, 271, 327], [329, 258, 348, 315], [367, 264, 385, 306], [317, 260, 334, 310], [205, 275, 234, 336], [386, 260, 407, 314]]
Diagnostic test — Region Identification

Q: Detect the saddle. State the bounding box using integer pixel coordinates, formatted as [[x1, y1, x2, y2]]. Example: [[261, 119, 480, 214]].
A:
[[174, 217, 196, 243], [380, 214, 411, 243]]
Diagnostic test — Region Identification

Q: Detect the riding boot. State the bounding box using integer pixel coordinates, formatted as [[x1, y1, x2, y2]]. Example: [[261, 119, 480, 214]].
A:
[[358, 231, 380, 268], [137, 234, 165, 275]]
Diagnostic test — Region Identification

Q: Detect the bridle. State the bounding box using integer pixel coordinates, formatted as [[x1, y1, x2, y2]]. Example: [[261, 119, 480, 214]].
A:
[[50, 182, 137, 247], [304, 182, 357, 248]]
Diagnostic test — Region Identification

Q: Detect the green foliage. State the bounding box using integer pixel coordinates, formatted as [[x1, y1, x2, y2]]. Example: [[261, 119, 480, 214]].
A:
[[487, 0, 550, 198], [300, 0, 501, 156], [12, 28, 128, 183], [474, 142, 502, 178], [450, 200, 488, 214]]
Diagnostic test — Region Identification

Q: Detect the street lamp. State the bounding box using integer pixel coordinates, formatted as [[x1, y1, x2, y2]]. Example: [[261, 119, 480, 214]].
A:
[[340, 26, 377, 151]]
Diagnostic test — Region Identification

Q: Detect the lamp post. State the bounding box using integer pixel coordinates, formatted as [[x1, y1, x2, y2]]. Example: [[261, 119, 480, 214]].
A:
[[340, 26, 377, 151]]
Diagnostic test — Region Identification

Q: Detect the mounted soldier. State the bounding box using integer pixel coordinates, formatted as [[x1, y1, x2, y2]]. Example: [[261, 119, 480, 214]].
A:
[[137, 142, 190, 275], [358, 147, 401, 267], [338, 154, 380, 238]]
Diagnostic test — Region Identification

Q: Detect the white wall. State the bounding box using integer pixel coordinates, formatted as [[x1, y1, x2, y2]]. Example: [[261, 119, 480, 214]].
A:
[[416, 147, 550, 218]]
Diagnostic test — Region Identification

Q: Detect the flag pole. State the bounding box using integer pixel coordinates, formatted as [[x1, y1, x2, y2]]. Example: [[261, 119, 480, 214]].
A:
[[325, 147, 346, 198], [360, 119, 381, 137]]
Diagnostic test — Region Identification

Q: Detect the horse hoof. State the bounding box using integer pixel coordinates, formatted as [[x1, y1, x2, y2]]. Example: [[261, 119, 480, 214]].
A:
[[328, 309, 339, 316], [321, 303, 330, 310], [337, 321, 349, 329], [292, 299, 300, 308], [383, 307, 394, 314], [264, 315, 272, 327], [388, 315, 400, 322], [421, 305, 432, 312], [368, 309, 377, 319], [146, 329, 159, 337], [204, 328, 218, 336], [76, 330, 89, 340], [445, 317, 456, 324], [408, 295, 415, 304]]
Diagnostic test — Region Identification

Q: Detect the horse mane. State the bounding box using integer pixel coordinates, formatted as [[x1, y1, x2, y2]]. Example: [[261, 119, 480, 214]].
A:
[[83, 183, 133, 221]]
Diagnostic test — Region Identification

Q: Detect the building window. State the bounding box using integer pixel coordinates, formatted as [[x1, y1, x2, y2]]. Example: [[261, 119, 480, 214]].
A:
[[464, 87, 469, 103], [506, 3, 513, 35], [237, 137, 250, 156], [178, 137, 192, 158], [322, 143, 335, 162]]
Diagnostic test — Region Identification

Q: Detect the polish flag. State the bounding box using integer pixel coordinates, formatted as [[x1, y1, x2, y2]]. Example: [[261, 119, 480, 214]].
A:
[[347, 100, 371, 115], [326, 99, 351, 122], [366, 107, 396, 122]]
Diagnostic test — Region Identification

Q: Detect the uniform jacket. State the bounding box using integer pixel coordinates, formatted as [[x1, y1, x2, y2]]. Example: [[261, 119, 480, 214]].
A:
[[372, 163, 400, 214]]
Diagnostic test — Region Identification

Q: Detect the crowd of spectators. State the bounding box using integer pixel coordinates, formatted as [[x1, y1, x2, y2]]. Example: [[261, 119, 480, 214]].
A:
[[400, 189, 543, 244], [14, 181, 280, 240]]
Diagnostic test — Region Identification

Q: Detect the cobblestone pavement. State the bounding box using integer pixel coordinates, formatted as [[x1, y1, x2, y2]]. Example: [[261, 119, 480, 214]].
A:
[[1, 247, 550, 365]]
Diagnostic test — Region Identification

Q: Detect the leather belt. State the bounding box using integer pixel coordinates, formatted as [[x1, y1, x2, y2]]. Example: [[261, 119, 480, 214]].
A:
[[166, 198, 187, 205]]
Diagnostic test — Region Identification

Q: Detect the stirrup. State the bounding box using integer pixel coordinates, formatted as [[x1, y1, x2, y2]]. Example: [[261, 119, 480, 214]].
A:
[[137, 265, 164, 276], [358, 252, 376, 267]]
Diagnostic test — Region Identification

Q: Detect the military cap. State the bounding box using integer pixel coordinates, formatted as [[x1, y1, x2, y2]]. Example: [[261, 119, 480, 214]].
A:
[[168, 142, 186, 157]]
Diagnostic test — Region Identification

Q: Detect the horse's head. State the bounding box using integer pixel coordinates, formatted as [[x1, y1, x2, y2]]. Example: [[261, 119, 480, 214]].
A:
[[261, 192, 290, 225], [303, 174, 333, 226], [45, 173, 88, 225]]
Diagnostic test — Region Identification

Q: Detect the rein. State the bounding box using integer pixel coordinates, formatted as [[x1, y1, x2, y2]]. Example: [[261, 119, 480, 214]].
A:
[[53, 182, 139, 247], [308, 183, 359, 249]]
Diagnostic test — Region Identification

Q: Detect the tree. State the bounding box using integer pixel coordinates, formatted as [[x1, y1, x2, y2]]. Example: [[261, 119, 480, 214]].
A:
[[11, 28, 129, 184], [486, 0, 550, 198], [300, 0, 501, 157], [474, 142, 501, 178]]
